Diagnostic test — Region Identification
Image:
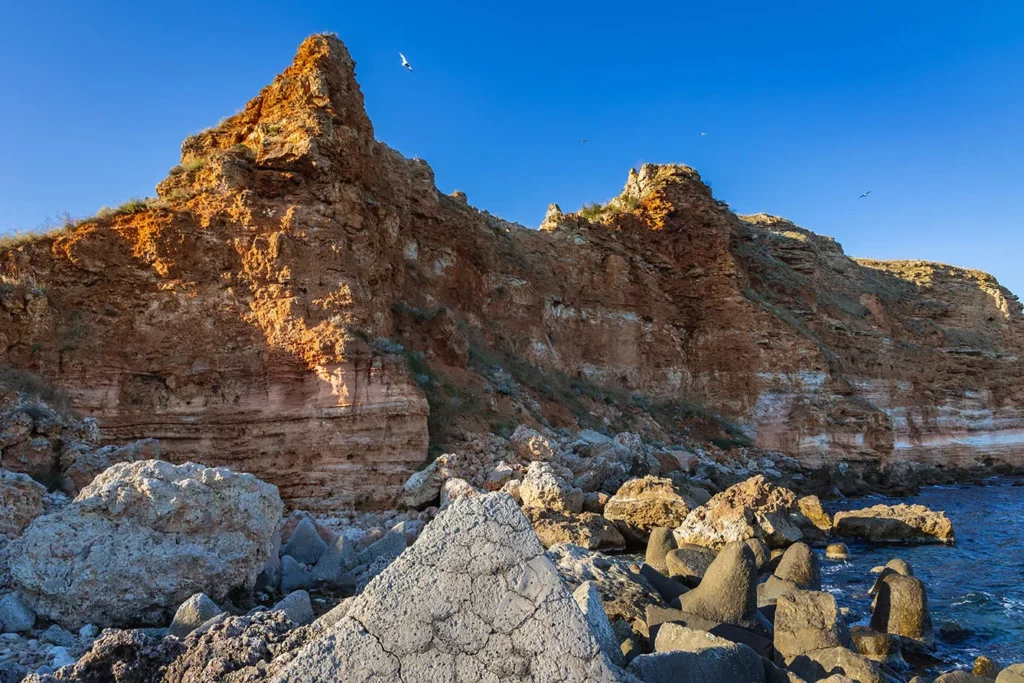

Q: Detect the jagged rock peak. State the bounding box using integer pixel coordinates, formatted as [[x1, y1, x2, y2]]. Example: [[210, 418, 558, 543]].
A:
[[622, 163, 708, 201]]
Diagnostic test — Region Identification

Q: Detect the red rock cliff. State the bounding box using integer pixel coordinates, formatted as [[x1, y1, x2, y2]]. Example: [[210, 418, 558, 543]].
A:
[[1, 35, 1021, 508]]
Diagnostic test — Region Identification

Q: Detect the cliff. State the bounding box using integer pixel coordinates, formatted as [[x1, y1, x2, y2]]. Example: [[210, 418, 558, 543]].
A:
[[1, 35, 1021, 509]]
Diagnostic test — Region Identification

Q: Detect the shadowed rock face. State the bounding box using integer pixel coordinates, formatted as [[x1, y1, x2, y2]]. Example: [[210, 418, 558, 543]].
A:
[[1, 34, 1022, 510]]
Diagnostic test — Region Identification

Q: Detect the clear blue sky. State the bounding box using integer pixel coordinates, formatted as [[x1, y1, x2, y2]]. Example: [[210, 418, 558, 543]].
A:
[[2, 1, 1023, 298]]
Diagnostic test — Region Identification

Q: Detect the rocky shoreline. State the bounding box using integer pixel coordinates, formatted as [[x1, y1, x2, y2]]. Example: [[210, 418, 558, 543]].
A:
[[2, 389, 1022, 682]]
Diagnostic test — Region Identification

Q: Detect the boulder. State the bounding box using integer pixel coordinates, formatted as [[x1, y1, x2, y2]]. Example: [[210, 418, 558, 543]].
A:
[[870, 572, 933, 646], [997, 664, 1024, 683], [308, 536, 358, 589], [833, 504, 954, 544], [973, 655, 1000, 678], [21, 628, 186, 683], [0, 469, 45, 538], [549, 543, 666, 625], [60, 438, 159, 495], [273, 590, 314, 626], [520, 461, 584, 513], [9, 460, 282, 628], [271, 493, 626, 681], [774, 591, 852, 660], [573, 581, 625, 667], [745, 537, 771, 571], [788, 646, 886, 683], [798, 495, 833, 533], [439, 477, 480, 508], [676, 541, 761, 630], [0, 592, 36, 632], [774, 542, 821, 588], [525, 508, 626, 552], [398, 454, 456, 508], [934, 674, 995, 683], [674, 476, 808, 550], [645, 527, 677, 573], [664, 545, 716, 587], [850, 626, 903, 665], [169, 593, 222, 639], [281, 517, 329, 565], [826, 543, 850, 561], [603, 476, 699, 543], [509, 425, 556, 461], [281, 555, 314, 593], [631, 626, 765, 682]]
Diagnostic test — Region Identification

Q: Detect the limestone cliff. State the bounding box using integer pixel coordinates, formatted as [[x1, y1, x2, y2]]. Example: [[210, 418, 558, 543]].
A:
[[1, 35, 1021, 509]]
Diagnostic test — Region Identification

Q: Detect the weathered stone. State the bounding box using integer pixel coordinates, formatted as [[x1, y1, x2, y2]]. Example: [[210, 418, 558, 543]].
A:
[[997, 664, 1024, 683], [60, 438, 159, 495], [509, 425, 556, 461], [168, 593, 222, 639], [745, 537, 771, 571], [774, 590, 851, 660], [604, 476, 699, 543], [850, 626, 903, 664], [645, 527, 677, 573], [774, 542, 821, 589], [9, 460, 282, 628], [826, 543, 850, 561], [520, 461, 584, 514], [309, 536, 357, 589], [271, 493, 625, 681], [525, 507, 626, 552], [788, 646, 886, 683], [676, 541, 760, 630], [162, 611, 321, 683], [281, 517, 328, 565], [273, 590, 314, 626], [674, 476, 807, 549], [935, 673, 995, 683], [833, 504, 954, 544], [399, 457, 449, 508], [632, 626, 765, 682], [354, 529, 406, 568], [870, 572, 933, 646], [439, 477, 480, 508], [973, 655, 1000, 678], [573, 581, 625, 667], [0, 592, 35, 632], [0, 469, 45, 538], [664, 544, 716, 587], [549, 543, 666, 625], [21, 628, 186, 683], [281, 555, 313, 593], [798, 495, 832, 532]]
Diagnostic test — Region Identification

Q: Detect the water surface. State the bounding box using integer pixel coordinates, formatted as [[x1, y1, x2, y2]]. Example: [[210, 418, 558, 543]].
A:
[[823, 480, 1024, 673]]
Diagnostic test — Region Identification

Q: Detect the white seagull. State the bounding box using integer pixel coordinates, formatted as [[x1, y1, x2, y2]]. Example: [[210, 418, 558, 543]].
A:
[[700, 131, 707, 136], [859, 190, 872, 199], [400, 53, 412, 71]]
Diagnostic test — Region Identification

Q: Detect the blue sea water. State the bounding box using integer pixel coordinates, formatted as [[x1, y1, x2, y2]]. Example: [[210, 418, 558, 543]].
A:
[[822, 480, 1024, 674]]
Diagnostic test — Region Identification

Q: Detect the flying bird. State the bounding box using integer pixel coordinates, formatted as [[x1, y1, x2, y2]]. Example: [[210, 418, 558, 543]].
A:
[[400, 53, 412, 71], [578, 139, 587, 143], [700, 132, 707, 136], [859, 190, 872, 199]]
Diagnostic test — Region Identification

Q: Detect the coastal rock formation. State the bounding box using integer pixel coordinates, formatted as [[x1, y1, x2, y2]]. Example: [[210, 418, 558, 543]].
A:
[[0, 33, 1022, 512], [0, 469, 45, 537], [9, 460, 282, 628], [833, 504, 955, 544], [271, 493, 626, 681]]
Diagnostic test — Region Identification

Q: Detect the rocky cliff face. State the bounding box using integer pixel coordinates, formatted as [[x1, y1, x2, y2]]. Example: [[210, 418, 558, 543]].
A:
[[1, 35, 1021, 509]]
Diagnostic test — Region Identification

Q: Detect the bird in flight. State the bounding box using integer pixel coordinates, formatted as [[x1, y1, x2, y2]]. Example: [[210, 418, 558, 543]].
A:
[[400, 53, 412, 71], [700, 132, 707, 136], [859, 190, 872, 199], [578, 139, 587, 143]]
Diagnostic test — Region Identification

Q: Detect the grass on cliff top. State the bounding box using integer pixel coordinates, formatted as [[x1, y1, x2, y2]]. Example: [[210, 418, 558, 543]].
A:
[[0, 366, 72, 415], [578, 195, 641, 221]]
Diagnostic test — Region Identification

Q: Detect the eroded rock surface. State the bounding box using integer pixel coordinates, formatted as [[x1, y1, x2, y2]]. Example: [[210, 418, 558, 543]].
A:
[[272, 493, 626, 681], [9, 460, 282, 628]]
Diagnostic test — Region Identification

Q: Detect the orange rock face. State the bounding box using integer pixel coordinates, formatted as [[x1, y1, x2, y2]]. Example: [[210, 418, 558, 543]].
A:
[[1, 35, 1022, 509]]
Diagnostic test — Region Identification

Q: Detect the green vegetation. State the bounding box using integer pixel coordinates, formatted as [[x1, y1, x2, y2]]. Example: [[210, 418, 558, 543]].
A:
[[182, 157, 207, 172], [0, 366, 72, 415]]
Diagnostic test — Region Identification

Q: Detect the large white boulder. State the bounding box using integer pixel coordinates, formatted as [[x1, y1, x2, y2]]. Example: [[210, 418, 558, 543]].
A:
[[9, 460, 282, 628], [272, 493, 627, 682]]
